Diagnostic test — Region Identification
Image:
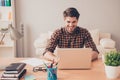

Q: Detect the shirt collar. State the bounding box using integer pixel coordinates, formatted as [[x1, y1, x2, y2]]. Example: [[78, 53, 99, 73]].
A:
[[64, 26, 80, 35]]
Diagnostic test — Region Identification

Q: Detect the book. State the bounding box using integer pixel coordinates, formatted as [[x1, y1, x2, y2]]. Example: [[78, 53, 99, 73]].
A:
[[3, 68, 25, 78], [4, 70, 22, 74], [5, 0, 11, 6], [5, 63, 26, 73], [1, 0, 5, 6], [1, 69, 27, 80]]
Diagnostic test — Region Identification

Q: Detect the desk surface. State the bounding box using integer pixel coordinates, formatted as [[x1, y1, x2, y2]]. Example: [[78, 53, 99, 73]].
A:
[[0, 58, 120, 80]]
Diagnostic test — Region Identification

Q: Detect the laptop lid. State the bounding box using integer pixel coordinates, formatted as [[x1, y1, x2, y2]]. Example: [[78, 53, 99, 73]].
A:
[[57, 48, 92, 70]]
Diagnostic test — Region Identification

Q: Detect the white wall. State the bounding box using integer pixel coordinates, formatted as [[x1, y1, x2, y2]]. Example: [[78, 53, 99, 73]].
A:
[[15, 0, 120, 57]]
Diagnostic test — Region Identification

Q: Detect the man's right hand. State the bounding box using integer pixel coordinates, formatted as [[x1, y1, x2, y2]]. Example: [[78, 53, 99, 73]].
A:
[[43, 51, 59, 64]]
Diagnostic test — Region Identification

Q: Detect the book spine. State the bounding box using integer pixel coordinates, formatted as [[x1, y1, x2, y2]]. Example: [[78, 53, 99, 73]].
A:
[[1, 0, 5, 6], [0, 77, 18, 80], [4, 70, 19, 74], [1, 69, 27, 80], [0, 0, 1, 6], [3, 69, 25, 78], [4, 0, 11, 6]]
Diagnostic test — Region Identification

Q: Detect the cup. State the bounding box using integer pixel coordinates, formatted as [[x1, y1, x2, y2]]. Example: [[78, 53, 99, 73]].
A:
[[47, 67, 57, 80]]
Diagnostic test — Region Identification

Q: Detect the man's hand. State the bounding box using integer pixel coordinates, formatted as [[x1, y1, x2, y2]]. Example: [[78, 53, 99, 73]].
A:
[[43, 51, 59, 64], [91, 51, 99, 61]]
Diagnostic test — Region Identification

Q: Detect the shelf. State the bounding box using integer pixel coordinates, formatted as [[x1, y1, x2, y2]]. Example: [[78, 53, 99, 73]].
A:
[[0, 7, 12, 12], [0, 0, 15, 58], [0, 45, 13, 47], [0, 19, 11, 22]]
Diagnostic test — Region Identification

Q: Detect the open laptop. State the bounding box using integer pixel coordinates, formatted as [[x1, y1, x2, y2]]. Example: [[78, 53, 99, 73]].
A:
[[57, 48, 92, 70]]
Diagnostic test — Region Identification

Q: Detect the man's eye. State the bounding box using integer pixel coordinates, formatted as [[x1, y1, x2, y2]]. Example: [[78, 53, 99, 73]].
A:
[[72, 21, 76, 23], [67, 21, 70, 23]]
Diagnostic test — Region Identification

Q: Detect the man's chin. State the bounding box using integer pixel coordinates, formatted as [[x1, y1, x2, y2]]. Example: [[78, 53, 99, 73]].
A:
[[68, 30, 73, 33]]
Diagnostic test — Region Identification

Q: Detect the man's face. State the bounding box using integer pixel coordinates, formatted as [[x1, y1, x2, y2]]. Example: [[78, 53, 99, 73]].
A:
[[64, 17, 78, 33]]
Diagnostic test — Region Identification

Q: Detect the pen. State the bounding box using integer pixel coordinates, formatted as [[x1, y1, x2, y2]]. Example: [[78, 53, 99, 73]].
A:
[[50, 59, 54, 68], [50, 64, 53, 68]]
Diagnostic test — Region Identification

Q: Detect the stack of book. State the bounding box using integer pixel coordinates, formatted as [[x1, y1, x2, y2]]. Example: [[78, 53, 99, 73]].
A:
[[0, 63, 27, 80]]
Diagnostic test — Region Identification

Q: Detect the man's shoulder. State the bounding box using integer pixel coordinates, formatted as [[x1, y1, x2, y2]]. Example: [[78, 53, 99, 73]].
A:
[[51, 27, 65, 36], [54, 27, 65, 33], [77, 26, 89, 32]]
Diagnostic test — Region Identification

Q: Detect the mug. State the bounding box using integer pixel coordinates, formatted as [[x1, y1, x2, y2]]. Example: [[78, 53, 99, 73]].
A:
[[47, 67, 57, 80]]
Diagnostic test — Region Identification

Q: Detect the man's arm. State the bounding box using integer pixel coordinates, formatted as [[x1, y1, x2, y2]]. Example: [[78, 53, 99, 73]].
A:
[[42, 29, 61, 63], [84, 29, 99, 61]]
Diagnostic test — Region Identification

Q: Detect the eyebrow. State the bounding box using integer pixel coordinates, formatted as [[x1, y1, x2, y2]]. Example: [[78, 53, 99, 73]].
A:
[[72, 21, 76, 23], [67, 21, 76, 23]]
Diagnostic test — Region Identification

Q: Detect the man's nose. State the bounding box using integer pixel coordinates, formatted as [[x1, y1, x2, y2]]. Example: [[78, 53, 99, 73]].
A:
[[69, 23, 73, 26]]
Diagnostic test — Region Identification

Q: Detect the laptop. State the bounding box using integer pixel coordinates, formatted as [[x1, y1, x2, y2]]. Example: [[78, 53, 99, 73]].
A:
[[57, 48, 92, 70]]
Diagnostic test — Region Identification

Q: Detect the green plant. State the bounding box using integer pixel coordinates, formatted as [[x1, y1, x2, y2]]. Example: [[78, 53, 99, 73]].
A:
[[104, 51, 120, 66]]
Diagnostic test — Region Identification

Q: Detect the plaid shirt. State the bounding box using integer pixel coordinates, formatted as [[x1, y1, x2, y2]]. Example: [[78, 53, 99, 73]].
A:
[[45, 26, 99, 53]]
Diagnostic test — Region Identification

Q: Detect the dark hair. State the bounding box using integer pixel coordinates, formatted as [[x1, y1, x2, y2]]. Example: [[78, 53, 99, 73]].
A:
[[63, 7, 80, 20]]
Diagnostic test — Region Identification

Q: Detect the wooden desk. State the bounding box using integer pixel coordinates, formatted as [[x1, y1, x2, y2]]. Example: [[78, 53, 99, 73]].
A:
[[0, 58, 120, 80]]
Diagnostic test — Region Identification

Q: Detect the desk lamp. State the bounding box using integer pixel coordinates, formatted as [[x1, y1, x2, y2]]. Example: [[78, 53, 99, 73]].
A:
[[0, 24, 23, 45]]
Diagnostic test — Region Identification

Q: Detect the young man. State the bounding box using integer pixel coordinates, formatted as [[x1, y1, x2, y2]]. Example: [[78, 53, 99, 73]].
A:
[[43, 7, 99, 63]]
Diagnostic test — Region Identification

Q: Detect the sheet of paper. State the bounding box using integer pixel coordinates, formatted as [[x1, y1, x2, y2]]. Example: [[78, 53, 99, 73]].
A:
[[0, 66, 5, 71], [20, 58, 49, 67]]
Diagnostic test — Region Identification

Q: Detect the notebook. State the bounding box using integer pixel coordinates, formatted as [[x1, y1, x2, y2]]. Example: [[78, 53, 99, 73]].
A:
[[57, 48, 92, 70]]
